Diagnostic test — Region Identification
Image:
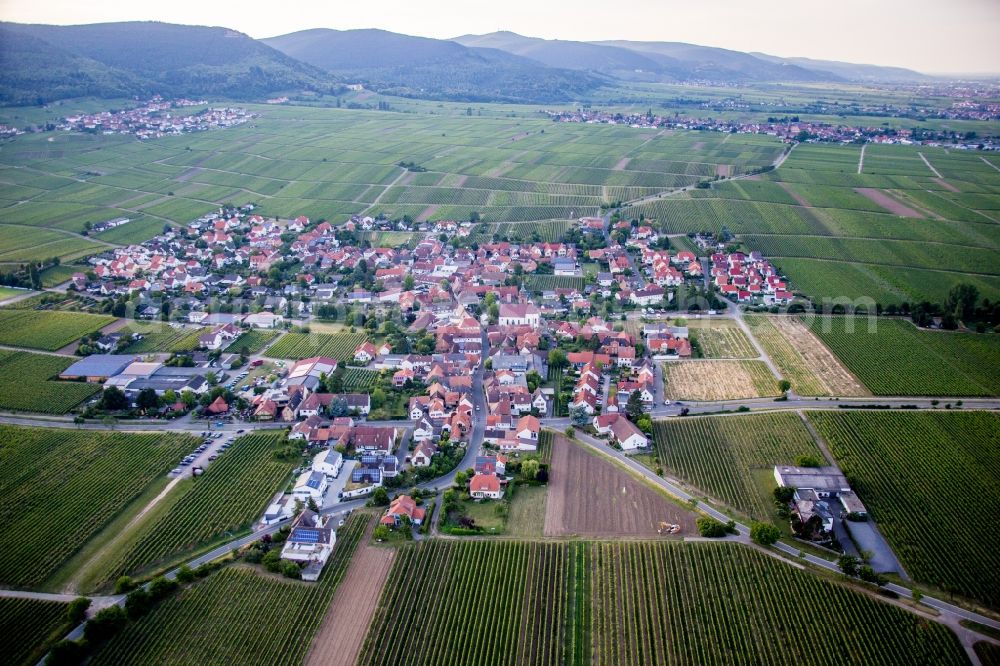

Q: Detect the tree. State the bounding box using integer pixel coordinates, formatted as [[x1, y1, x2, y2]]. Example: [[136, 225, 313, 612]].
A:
[[136, 388, 159, 412], [778, 379, 791, 394], [371, 486, 390, 506], [521, 459, 540, 481], [125, 587, 153, 620], [547, 348, 568, 370], [944, 283, 979, 322], [100, 386, 129, 411], [66, 597, 91, 625], [281, 560, 301, 579], [262, 550, 281, 572], [569, 405, 590, 426], [696, 516, 729, 538], [838, 554, 860, 577], [750, 521, 781, 546], [373, 524, 391, 540], [625, 390, 644, 421], [84, 605, 127, 644], [403, 274, 415, 291], [307, 496, 319, 512], [48, 640, 87, 666], [114, 575, 136, 594]]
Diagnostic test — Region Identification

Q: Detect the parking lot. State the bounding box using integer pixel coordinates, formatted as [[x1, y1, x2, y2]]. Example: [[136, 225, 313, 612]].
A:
[[167, 428, 247, 479]]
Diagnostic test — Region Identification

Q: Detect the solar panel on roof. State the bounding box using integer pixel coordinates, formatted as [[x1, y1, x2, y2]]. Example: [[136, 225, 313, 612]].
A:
[[291, 528, 321, 543]]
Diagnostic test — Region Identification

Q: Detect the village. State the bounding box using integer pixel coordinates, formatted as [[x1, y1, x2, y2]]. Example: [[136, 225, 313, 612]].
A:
[[57, 97, 255, 138]]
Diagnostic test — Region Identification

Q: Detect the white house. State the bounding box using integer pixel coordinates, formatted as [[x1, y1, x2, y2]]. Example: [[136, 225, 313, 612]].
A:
[[280, 510, 336, 582], [291, 470, 328, 507], [312, 448, 344, 478], [470, 473, 504, 500], [609, 415, 649, 452], [498, 303, 541, 327], [243, 312, 285, 329]]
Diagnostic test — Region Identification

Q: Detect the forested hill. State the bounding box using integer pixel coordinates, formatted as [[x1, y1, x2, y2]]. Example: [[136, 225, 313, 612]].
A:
[[262, 28, 605, 104], [0, 21, 342, 105]]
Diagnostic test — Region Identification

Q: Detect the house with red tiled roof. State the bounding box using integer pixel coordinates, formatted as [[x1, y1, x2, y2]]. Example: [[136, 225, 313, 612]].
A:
[[381, 495, 425, 526], [470, 473, 504, 500]]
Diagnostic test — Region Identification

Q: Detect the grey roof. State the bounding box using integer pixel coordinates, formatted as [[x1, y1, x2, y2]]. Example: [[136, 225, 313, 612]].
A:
[[60, 354, 136, 378]]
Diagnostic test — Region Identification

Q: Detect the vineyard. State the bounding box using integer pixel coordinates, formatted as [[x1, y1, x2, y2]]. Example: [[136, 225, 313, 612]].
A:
[[522, 274, 587, 292], [0, 350, 101, 413], [0, 597, 69, 666], [590, 541, 967, 666], [0, 309, 113, 350], [341, 367, 381, 391], [224, 329, 280, 355], [686, 320, 757, 358], [0, 426, 195, 588], [536, 428, 554, 463], [808, 410, 1000, 609], [661, 360, 779, 401], [650, 413, 822, 519], [90, 514, 369, 665], [120, 323, 208, 353], [807, 316, 1000, 396], [358, 540, 574, 666], [96, 430, 296, 587], [267, 331, 369, 361], [744, 315, 869, 396]]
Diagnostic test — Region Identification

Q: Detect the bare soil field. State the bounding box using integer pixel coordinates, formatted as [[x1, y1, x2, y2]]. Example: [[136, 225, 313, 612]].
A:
[[776, 181, 811, 207], [933, 178, 960, 193], [543, 434, 696, 538], [662, 360, 779, 401], [854, 188, 923, 218], [415, 204, 440, 222], [613, 157, 631, 171], [306, 537, 395, 666], [715, 164, 732, 177], [750, 316, 870, 397]]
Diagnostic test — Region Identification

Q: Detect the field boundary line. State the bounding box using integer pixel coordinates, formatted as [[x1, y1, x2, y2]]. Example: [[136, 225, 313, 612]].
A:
[[918, 152, 943, 178]]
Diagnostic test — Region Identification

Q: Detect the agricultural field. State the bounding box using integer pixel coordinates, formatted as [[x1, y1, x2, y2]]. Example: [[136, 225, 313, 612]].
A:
[[91, 430, 296, 589], [0, 425, 196, 588], [0, 105, 782, 261], [90, 514, 368, 666], [0, 597, 70, 666], [0, 309, 113, 350], [522, 274, 587, 292], [633, 142, 1000, 306], [744, 314, 869, 396], [0, 350, 101, 413], [359, 540, 574, 666], [543, 434, 696, 538], [686, 319, 757, 358], [224, 329, 281, 355], [266, 331, 369, 361], [808, 316, 1000, 396], [590, 541, 967, 666], [119, 323, 208, 353], [506, 485, 549, 539], [650, 413, 822, 520], [809, 410, 1000, 609], [661, 359, 779, 401], [340, 367, 381, 391], [0, 285, 26, 301]]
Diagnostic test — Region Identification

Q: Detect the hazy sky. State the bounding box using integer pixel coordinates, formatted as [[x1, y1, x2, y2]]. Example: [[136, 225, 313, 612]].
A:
[[1, 0, 998, 74]]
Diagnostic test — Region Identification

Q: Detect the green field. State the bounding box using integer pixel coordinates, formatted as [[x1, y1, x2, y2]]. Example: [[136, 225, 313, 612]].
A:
[[266, 331, 368, 361], [650, 413, 822, 519], [0, 597, 70, 666], [808, 316, 1000, 396], [91, 431, 295, 589], [0, 309, 113, 350], [90, 514, 368, 665], [341, 367, 381, 391], [223, 329, 280, 355], [0, 350, 101, 413], [359, 539, 966, 665], [0, 108, 781, 245], [0, 425, 195, 588], [687, 319, 757, 358], [119, 323, 208, 353], [809, 410, 1000, 609], [589, 541, 965, 666]]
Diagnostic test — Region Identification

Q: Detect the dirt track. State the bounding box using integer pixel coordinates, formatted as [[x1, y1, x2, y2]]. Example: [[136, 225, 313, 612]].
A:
[[306, 537, 395, 666], [854, 188, 923, 218], [544, 434, 696, 538]]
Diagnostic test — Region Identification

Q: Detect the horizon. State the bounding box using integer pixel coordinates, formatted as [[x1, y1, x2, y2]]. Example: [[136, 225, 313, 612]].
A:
[[0, 0, 998, 76]]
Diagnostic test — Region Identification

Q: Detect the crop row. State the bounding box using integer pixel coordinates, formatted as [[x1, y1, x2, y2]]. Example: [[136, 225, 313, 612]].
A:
[[0, 350, 101, 413], [98, 431, 296, 587], [359, 540, 571, 666], [120, 324, 208, 353], [0, 309, 113, 351], [224, 329, 280, 355], [650, 413, 821, 519], [91, 514, 369, 665], [809, 410, 1000, 609], [341, 368, 381, 391], [266, 331, 369, 362], [591, 541, 966, 665], [0, 597, 69, 666], [0, 425, 196, 588]]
